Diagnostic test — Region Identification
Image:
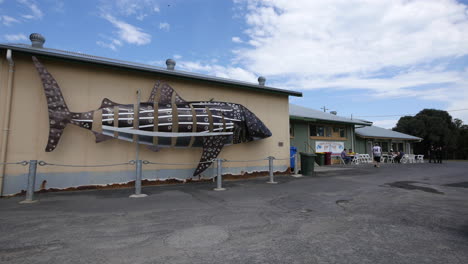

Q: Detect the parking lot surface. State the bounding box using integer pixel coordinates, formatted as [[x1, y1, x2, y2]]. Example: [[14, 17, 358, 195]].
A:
[[1, 162, 467, 264]]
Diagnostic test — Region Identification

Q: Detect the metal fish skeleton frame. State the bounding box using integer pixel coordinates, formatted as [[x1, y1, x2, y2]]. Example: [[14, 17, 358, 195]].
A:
[[32, 56, 272, 176]]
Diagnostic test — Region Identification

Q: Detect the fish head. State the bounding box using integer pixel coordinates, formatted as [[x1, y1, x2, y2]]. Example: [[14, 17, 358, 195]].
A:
[[240, 105, 272, 142]]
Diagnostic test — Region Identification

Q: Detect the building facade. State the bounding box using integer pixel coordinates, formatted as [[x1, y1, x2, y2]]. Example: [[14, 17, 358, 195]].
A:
[[289, 104, 371, 155], [0, 35, 301, 196], [355, 126, 422, 155]]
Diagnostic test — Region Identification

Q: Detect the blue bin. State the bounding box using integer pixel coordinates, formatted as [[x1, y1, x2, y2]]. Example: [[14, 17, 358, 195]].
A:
[[290, 146, 297, 169]]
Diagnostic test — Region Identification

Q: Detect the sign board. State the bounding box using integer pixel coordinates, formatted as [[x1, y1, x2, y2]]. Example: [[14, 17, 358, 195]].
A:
[[315, 141, 344, 154]]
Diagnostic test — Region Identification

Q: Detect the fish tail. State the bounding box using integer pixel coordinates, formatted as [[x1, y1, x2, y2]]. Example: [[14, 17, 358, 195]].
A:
[[32, 56, 77, 152]]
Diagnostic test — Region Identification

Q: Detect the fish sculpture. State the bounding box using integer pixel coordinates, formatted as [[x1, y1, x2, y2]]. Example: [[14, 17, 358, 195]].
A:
[[32, 56, 272, 176]]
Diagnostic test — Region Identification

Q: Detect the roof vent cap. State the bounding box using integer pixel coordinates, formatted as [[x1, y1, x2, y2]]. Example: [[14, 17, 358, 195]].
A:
[[29, 33, 45, 48], [330, 111, 337, 115], [166, 59, 176, 70], [258, 76, 266, 86]]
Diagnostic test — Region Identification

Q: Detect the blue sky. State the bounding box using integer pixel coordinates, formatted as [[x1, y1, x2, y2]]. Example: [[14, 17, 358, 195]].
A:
[[1, 0, 468, 128]]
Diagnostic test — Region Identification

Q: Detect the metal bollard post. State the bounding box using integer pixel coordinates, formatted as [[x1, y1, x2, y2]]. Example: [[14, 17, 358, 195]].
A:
[[267, 156, 278, 184], [130, 160, 148, 198], [214, 159, 226, 191], [292, 153, 303, 178], [20, 160, 38, 204]]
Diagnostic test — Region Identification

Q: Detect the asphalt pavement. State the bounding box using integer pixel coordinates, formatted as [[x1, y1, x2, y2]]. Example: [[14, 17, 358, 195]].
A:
[[1, 161, 467, 264]]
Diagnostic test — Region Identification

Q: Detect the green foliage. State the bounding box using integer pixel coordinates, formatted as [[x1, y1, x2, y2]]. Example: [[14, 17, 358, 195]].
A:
[[393, 109, 467, 159]]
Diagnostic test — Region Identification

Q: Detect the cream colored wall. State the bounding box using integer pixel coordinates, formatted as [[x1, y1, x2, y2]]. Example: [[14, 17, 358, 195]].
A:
[[2, 53, 290, 178], [0, 54, 6, 152]]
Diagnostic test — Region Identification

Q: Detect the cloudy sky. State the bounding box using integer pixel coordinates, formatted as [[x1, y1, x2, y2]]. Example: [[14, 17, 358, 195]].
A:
[[1, 0, 468, 128]]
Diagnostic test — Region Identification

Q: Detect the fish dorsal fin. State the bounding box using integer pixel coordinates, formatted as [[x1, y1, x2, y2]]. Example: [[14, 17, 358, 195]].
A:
[[100, 98, 118, 108], [147, 81, 187, 104]]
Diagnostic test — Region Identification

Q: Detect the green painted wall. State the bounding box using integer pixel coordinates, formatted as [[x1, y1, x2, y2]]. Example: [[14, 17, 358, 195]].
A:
[[290, 121, 309, 153], [290, 120, 355, 153], [355, 137, 367, 154]]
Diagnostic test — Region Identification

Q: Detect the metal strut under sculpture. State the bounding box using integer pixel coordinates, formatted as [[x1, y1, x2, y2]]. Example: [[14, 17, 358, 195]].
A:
[[32, 56, 272, 176]]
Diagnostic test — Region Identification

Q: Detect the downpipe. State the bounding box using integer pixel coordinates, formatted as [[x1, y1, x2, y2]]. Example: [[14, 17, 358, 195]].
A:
[[0, 49, 15, 196]]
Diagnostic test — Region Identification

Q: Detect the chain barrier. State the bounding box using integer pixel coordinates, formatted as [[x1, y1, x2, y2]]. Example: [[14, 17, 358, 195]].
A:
[[0, 160, 29, 166], [143, 159, 215, 166], [10, 154, 298, 203], [1, 155, 296, 168], [222, 158, 268, 163], [37, 161, 133, 167]]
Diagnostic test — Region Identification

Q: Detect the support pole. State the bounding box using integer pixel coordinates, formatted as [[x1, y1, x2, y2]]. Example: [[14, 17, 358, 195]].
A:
[[130, 160, 147, 198], [19, 160, 38, 204], [214, 159, 226, 191], [130, 89, 147, 198], [267, 156, 278, 184], [292, 153, 303, 178]]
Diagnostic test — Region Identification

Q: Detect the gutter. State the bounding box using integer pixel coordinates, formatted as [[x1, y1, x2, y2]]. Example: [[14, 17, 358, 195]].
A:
[[0, 49, 15, 196]]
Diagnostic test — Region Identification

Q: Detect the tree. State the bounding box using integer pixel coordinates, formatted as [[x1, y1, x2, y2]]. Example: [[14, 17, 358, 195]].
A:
[[393, 109, 465, 159]]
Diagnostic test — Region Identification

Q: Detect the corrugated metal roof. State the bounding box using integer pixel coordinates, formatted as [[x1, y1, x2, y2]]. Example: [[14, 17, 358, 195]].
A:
[[0, 43, 302, 97], [289, 104, 372, 125], [356, 126, 422, 140]]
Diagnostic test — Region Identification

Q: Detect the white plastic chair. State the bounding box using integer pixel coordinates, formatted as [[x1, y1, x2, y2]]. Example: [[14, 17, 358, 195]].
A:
[[416, 154, 424, 163], [381, 156, 387, 163], [351, 154, 360, 165], [401, 154, 410, 164], [363, 154, 372, 163]]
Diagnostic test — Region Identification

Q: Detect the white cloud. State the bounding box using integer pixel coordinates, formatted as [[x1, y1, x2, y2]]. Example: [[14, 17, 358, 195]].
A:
[[147, 60, 164, 66], [159, 22, 170, 31], [232, 36, 243, 43], [237, 0, 468, 76], [100, 0, 159, 20], [50, 0, 65, 13], [97, 38, 123, 51], [173, 54, 182, 59], [1, 15, 20, 26], [232, 0, 468, 124], [372, 120, 399, 129], [177, 61, 258, 83], [136, 14, 147, 21], [4, 33, 27, 42], [102, 14, 151, 45], [17, 0, 43, 19]]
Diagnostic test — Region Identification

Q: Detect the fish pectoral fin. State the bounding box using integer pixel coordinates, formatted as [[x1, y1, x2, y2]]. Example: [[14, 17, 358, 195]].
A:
[[193, 136, 228, 176], [147, 81, 187, 104], [93, 132, 113, 143], [146, 145, 161, 152]]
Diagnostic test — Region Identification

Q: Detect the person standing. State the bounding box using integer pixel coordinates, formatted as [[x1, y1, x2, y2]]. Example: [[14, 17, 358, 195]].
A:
[[428, 145, 435, 163], [436, 146, 443, 163], [372, 143, 382, 168]]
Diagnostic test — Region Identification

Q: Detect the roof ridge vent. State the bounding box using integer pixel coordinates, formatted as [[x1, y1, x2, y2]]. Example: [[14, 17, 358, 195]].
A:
[[258, 76, 266, 86], [166, 59, 176, 70], [30, 33, 45, 48]]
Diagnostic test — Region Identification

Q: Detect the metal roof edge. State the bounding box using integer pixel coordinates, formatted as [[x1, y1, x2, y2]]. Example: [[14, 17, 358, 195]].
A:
[[290, 115, 371, 126], [0, 44, 302, 97], [290, 115, 317, 122], [356, 134, 422, 141]]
